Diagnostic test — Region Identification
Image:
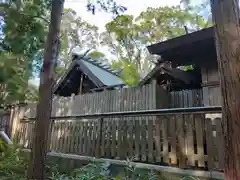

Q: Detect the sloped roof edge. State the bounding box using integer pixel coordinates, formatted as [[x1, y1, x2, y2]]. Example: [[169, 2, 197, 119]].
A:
[[147, 27, 214, 55], [53, 55, 125, 94]]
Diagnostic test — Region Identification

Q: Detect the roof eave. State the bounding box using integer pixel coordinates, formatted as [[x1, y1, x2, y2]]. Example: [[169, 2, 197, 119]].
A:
[[147, 27, 214, 55]]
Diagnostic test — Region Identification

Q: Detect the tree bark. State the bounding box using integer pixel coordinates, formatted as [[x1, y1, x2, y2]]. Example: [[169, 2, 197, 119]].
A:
[[210, 0, 240, 179], [27, 0, 64, 179]]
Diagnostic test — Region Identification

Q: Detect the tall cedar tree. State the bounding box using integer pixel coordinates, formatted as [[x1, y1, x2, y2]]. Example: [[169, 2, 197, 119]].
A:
[[27, 0, 64, 179], [211, 0, 240, 179]]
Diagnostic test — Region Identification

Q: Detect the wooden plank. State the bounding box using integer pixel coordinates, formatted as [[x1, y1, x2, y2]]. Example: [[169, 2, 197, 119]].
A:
[[28, 122, 33, 149], [127, 88, 133, 158], [106, 91, 111, 158], [116, 118, 121, 159], [134, 88, 140, 160], [205, 117, 215, 169], [101, 120, 106, 157], [91, 120, 97, 157], [121, 88, 128, 159], [59, 121, 65, 152], [95, 118, 102, 157], [140, 118, 147, 162], [216, 117, 224, 169], [56, 122, 61, 152], [69, 122, 74, 153], [74, 122, 80, 154], [176, 114, 186, 168], [155, 117, 161, 162], [87, 121, 92, 156], [17, 123, 23, 145], [105, 119, 111, 158], [140, 85, 147, 162], [23, 123, 28, 148], [185, 114, 195, 166], [169, 115, 177, 165], [148, 116, 154, 162], [111, 90, 117, 158], [63, 121, 69, 153], [51, 122, 56, 151], [62, 121, 68, 153], [111, 118, 117, 158], [161, 116, 168, 164], [195, 114, 205, 167], [83, 120, 88, 155], [71, 122, 77, 154], [28, 150, 223, 180], [66, 122, 72, 153]]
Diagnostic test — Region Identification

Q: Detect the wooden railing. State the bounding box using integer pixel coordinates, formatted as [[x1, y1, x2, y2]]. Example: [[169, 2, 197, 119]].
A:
[[13, 106, 224, 170]]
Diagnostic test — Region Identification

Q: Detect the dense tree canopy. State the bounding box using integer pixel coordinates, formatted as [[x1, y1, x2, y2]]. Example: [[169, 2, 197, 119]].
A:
[[102, 6, 209, 84]]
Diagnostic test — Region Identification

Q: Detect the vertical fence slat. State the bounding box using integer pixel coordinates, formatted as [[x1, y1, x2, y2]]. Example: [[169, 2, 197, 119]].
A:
[[176, 114, 186, 168], [155, 118, 161, 162], [161, 116, 168, 164], [205, 118, 215, 169], [195, 114, 205, 167], [169, 115, 177, 165], [186, 114, 194, 166], [111, 119, 117, 158], [216, 117, 224, 169]]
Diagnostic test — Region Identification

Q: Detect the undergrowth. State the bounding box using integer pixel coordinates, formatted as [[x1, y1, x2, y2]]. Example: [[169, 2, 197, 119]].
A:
[[0, 141, 201, 180]]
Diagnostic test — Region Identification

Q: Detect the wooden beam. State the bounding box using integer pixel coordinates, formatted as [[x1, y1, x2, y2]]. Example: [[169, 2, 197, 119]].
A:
[[161, 66, 193, 84], [22, 149, 224, 179], [78, 73, 84, 95]]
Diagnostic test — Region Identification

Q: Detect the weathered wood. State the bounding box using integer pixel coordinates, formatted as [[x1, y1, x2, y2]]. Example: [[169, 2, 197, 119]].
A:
[[216, 117, 224, 169], [205, 118, 215, 169], [78, 73, 84, 95], [5, 84, 227, 170], [169, 115, 177, 165], [176, 114, 186, 168], [195, 114, 205, 167], [11, 111, 226, 170], [211, 0, 240, 179], [161, 116, 168, 164], [186, 114, 194, 166]]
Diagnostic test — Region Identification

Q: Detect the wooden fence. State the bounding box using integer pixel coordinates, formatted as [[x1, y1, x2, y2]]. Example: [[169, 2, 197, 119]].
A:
[[0, 83, 216, 171], [12, 107, 224, 170], [22, 83, 204, 120], [23, 82, 163, 119], [170, 89, 203, 108], [0, 108, 10, 135]]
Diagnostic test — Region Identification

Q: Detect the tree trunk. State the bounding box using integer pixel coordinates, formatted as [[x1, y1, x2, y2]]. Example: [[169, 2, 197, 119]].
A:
[[27, 0, 64, 179], [210, 0, 240, 179]]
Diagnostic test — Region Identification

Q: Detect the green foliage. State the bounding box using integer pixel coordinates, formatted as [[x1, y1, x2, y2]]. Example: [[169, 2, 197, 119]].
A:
[[0, 0, 49, 106], [0, 144, 28, 179], [103, 6, 209, 85], [111, 60, 140, 86], [0, 145, 202, 180], [0, 0, 211, 104]]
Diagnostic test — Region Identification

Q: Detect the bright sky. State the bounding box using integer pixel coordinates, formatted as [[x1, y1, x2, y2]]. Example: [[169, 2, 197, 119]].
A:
[[64, 0, 182, 31]]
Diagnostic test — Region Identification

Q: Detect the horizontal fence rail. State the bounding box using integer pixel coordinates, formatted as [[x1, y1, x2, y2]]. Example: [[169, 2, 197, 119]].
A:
[[23, 106, 222, 121], [13, 106, 224, 171]]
